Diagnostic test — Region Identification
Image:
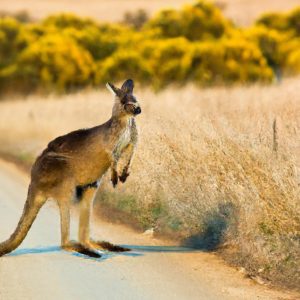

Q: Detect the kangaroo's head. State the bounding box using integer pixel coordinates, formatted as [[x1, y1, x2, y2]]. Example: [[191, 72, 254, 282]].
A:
[[106, 79, 141, 118]]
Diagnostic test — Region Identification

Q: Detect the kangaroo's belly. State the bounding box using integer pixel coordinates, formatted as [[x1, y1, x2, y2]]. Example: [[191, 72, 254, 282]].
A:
[[71, 150, 111, 185]]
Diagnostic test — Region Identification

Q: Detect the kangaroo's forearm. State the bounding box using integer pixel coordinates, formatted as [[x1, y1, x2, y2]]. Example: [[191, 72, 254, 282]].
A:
[[118, 143, 136, 183]]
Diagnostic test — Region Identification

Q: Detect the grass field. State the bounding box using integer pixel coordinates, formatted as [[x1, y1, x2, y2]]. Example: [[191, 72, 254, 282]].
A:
[[1, 0, 299, 26], [0, 79, 299, 289]]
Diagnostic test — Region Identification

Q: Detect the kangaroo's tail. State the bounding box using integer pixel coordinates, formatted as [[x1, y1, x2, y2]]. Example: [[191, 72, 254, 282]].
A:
[[0, 190, 44, 256]]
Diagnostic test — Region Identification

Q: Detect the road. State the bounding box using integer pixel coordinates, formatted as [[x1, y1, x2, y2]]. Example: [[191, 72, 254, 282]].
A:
[[0, 159, 297, 300]]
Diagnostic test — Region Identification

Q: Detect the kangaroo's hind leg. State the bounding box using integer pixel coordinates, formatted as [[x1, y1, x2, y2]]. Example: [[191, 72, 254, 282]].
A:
[[79, 186, 130, 252], [58, 200, 71, 248], [55, 183, 101, 258], [78, 187, 94, 245]]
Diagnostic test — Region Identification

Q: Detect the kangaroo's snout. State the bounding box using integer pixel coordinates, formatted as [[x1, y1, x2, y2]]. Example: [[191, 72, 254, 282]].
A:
[[134, 107, 141, 115]]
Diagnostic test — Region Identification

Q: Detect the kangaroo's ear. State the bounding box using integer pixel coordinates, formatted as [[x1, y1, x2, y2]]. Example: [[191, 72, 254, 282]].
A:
[[121, 79, 134, 94], [106, 82, 122, 97]]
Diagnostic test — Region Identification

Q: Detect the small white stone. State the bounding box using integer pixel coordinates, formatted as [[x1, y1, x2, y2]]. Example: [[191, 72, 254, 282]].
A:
[[143, 228, 154, 236]]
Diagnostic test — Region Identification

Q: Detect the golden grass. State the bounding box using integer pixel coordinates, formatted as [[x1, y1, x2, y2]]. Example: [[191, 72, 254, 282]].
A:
[[0, 79, 299, 289], [0, 0, 299, 26]]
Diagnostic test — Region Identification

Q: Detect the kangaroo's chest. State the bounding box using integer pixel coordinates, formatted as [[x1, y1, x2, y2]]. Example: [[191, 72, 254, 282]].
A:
[[113, 126, 131, 157]]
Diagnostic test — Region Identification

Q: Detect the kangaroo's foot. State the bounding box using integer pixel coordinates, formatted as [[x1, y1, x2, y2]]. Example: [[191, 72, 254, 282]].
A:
[[89, 240, 130, 252], [62, 241, 102, 258]]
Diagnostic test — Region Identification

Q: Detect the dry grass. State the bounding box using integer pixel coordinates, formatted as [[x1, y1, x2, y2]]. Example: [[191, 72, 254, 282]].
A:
[[0, 79, 299, 289], [0, 0, 299, 26]]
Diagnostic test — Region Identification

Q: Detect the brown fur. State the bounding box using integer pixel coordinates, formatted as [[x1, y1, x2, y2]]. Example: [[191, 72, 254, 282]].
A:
[[0, 79, 140, 257]]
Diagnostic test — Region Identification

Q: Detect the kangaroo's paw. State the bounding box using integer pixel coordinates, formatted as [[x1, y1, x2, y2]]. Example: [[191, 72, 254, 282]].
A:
[[62, 241, 102, 258], [90, 240, 130, 252], [111, 169, 118, 188], [119, 170, 129, 183]]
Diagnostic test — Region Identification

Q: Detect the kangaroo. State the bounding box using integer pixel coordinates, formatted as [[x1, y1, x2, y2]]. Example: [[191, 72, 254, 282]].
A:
[[0, 79, 141, 258]]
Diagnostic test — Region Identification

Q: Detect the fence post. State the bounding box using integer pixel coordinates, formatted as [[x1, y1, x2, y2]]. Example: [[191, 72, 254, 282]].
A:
[[272, 117, 278, 155]]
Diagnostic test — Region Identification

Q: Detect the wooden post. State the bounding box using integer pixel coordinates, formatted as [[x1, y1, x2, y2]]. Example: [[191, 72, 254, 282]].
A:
[[272, 118, 278, 154]]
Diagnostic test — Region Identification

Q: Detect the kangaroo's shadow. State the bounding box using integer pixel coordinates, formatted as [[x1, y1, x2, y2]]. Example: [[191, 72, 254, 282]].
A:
[[122, 245, 200, 253], [8, 245, 62, 256], [7, 245, 141, 261], [7, 244, 200, 261]]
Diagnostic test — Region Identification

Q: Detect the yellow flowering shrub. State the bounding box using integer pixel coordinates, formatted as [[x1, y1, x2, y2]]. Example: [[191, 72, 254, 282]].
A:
[[10, 34, 95, 92], [96, 50, 151, 84], [256, 7, 300, 37], [278, 38, 300, 74], [288, 8, 300, 36], [245, 26, 288, 69], [139, 38, 194, 88], [189, 39, 273, 85], [145, 1, 231, 41], [256, 12, 289, 32], [43, 13, 97, 30], [2, 2, 300, 93], [61, 27, 119, 60], [0, 18, 25, 67]]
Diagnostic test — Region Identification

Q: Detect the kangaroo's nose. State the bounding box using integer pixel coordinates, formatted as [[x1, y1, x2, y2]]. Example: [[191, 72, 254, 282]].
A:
[[134, 107, 141, 115]]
